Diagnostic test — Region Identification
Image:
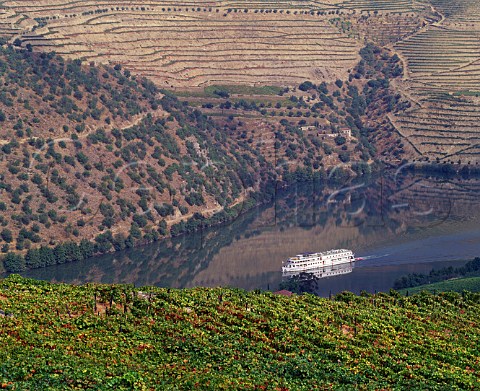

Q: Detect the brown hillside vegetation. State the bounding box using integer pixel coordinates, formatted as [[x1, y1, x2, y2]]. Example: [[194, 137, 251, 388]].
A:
[[0, 50, 163, 141], [0, 47, 269, 263], [174, 42, 414, 169], [10, 5, 360, 87], [0, 42, 411, 272]]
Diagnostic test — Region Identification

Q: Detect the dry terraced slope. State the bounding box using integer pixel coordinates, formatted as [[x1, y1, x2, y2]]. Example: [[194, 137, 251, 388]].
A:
[[0, 42, 410, 270], [1, 2, 479, 163], [0, 0, 428, 87], [392, 0, 480, 162], [1, 1, 361, 87]]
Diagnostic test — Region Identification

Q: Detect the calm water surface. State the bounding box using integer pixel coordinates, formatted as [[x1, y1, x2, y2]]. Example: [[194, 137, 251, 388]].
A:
[[22, 171, 480, 296]]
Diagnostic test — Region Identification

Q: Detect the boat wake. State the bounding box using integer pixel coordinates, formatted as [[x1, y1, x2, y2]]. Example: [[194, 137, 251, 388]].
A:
[[358, 253, 390, 261]]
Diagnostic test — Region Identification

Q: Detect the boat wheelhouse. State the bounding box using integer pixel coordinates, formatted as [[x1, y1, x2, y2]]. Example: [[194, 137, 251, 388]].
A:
[[282, 249, 355, 273]]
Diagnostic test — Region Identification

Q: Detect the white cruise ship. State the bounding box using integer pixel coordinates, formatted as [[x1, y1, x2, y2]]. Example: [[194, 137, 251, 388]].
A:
[[282, 249, 355, 273], [282, 262, 354, 279]]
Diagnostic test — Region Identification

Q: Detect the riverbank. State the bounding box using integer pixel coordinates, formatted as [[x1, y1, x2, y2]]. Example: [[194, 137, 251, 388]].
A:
[[0, 195, 261, 274], [0, 167, 370, 274], [399, 276, 480, 295]]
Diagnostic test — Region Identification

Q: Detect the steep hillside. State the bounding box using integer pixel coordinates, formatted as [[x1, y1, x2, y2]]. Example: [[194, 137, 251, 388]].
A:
[[0, 41, 414, 272], [2, 0, 478, 164], [1, 0, 479, 163], [391, 0, 480, 162], [0, 276, 479, 389], [0, 46, 270, 270], [0, 47, 160, 141], [1, 0, 362, 87], [0, 0, 430, 87], [177, 43, 414, 171]]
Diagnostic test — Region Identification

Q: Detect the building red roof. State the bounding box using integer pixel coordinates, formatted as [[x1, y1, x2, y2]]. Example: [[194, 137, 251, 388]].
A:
[[273, 290, 293, 297]]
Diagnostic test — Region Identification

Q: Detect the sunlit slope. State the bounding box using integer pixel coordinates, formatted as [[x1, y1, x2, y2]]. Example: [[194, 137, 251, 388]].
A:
[[0, 48, 265, 260], [0, 1, 358, 87], [0, 0, 427, 87], [392, 0, 480, 162], [431, 0, 480, 21]]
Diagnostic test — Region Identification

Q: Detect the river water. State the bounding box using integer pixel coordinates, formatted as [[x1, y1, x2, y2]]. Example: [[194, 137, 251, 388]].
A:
[[22, 170, 480, 296]]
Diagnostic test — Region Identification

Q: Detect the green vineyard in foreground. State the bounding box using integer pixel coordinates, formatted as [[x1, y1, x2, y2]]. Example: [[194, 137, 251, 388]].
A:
[[0, 276, 479, 389]]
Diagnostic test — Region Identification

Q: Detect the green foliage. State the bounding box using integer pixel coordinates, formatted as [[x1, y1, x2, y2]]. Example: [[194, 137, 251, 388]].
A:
[[394, 257, 480, 290], [0, 277, 480, 389], [185, 191, 205, 207], [334, 135, 346, 146], [1, 229, 13, 243], [2, 253, 25, 272], [279, 272, 319, 294], [94, 231, 114, 253], [199, 84, 283, 97], [299, 81, 315, 91], [399, 277, 480, 295], [2, 238, 106, 272], [338, 151, 350, 163]]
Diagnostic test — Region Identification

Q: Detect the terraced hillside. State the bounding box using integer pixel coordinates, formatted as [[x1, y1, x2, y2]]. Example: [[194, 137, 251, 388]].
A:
[[0, 0, 430, 88], [391, 0, 480, 162], [175, 47, 411, 169], [330, 12, 426, 46], [2, 0, 479, 268], [0, 1, 355, 87], [339, 0, 425, 13], [4, 0, 477, 163], [387, 171, 480, 229]]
